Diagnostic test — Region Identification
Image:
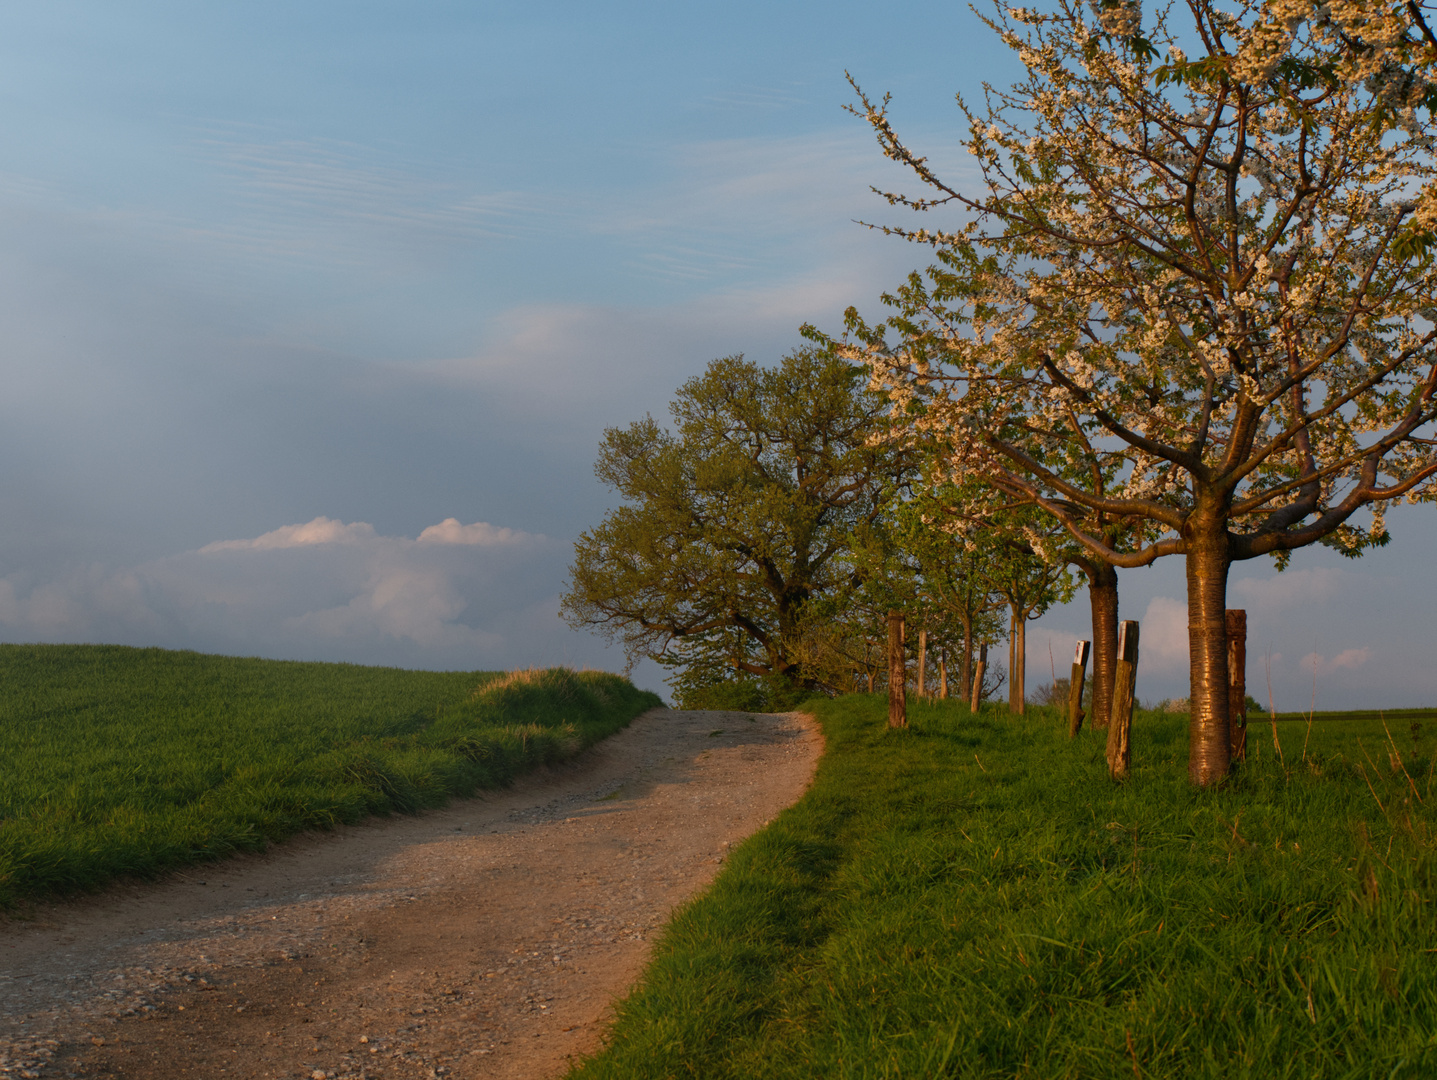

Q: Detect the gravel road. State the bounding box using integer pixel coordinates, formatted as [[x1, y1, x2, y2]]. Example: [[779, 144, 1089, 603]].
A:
[[0, 708, 821, 1080]]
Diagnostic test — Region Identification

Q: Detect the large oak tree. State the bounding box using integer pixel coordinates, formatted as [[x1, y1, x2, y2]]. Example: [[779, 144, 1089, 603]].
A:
[[561, 349, 915, 693]]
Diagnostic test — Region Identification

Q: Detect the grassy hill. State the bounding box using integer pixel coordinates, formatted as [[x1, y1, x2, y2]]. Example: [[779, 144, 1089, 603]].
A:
[[0, 644, 660, 906]]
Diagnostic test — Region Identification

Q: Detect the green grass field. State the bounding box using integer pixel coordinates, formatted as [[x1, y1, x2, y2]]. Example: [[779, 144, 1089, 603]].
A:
[[1271, 708, 1437, 725], [0, 644, 661, 907], [572, 696, 1437, 1079]]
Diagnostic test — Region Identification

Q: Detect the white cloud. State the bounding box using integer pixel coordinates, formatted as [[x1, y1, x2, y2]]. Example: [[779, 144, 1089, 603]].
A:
[[200, 516, 378, 552], [1230, 567, 1344, 612], [0, 517, 604, 672], [1299, 647, 1373, 677], [1023, 626, 1081, 689], [1140, 596, 1189, 670], [1332, 647, 1372, 670], [417, 518, 529, 546]]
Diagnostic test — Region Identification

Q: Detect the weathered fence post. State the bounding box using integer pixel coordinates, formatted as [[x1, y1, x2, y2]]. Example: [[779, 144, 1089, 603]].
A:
[[888, 609, 907, 729], [917, 628, 927, 698], [1226, 609, 1248, 762], [1106, 621, 1140, 779], [969, 642, 987, 714], [1068, 639, 1091, 737]]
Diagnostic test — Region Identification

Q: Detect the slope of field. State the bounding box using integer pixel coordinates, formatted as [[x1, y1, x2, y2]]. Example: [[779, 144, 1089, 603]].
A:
[[0, 645, 661, 906], [573, 697, 1437, 1079]]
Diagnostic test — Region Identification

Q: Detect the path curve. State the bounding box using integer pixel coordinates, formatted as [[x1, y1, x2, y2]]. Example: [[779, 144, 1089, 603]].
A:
[[0, 708, 822, 1080]]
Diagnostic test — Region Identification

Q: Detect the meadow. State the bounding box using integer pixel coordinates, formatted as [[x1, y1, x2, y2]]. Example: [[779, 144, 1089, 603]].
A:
[[572, 696, 1437, 1079], [0, 644, 661, 907]]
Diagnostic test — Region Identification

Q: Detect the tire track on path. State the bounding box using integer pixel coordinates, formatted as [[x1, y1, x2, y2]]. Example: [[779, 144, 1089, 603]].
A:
[[1, 708, 821, 1080]]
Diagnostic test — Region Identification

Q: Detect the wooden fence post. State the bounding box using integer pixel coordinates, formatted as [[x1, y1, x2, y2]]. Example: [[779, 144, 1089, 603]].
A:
[[1226, 609, 1248, 762], [917, 628, 927, 699], [969, 642, 987, 714], [1069, 639, 1091, 737], [888, 610, 907, 729], [1106, 621, 1140, 780]]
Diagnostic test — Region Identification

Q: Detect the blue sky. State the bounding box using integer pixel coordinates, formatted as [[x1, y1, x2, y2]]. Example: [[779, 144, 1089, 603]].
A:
[[0, 1, 1431, 709]]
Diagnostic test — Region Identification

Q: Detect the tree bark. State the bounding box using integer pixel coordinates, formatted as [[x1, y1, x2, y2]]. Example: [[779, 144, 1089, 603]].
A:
[[1106, 621, 1139, 780], [1008, 608, 1018, 713], [917, 629, 927, 698], [1187, 521, 1232, 786], [888, 609, 907, 729], [1068, 639, 1090, 737], [960, 618, 974, 703], [1087, 562, 1119, 730], [1007, 605, 1028, 715], [1226, 609, 1248, 762], [1014, 616, 1026, 715]]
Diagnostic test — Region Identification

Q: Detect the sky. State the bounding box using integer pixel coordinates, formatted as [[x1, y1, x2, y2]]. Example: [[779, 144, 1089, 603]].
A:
[[0, 1, 1431, 710]]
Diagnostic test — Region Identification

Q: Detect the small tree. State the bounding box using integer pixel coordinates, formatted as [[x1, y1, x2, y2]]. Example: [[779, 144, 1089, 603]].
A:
[[867, 483, 1009, 701], [843, 0, 1437, 783], [562, 349, 916, 695], [986, 513, 1074, 714], [795, 563, 915, 695]]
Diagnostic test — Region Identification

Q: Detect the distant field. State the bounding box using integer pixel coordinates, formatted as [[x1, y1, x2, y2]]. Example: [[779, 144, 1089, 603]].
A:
[[1270, 707, 1437, 723], [573, 698, 1437, 1079], [1255, 708, 1437, 766], [0, 645, 661, 906]]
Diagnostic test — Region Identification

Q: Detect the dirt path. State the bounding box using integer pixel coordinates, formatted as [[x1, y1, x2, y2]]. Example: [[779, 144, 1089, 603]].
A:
[[0, 708, 821, 1080]]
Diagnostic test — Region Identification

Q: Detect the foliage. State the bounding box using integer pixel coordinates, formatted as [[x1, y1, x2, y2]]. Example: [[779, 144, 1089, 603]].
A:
[[986, 506, 1075, 712], [570, 695, 1437, 1079], [674, 676, 768, 713], [791, 517, 925, 696], [885, 482, 1010, 701], [668, 660, 812, 713], [563, 348, 916, 693], [839, 0, 1437, 782], [0, 645, 660, 906], [1030, 674, 1089, 710]]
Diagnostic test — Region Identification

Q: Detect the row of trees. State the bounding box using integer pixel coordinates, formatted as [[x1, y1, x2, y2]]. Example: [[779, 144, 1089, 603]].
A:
[[831, 0, 1437, 784], [568, 0, 1437, 785], [559, 349, 1070, 715]]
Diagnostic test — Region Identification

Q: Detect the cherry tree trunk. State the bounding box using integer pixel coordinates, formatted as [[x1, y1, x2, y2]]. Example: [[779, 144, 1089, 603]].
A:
[[1186, 525, 1232, 786], [1087, 563, 1119, 730]]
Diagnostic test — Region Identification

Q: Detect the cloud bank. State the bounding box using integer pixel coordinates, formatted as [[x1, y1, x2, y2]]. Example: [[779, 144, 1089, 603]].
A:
[[1299, 648, 1373, 678], [0, 517, 611, 673]]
